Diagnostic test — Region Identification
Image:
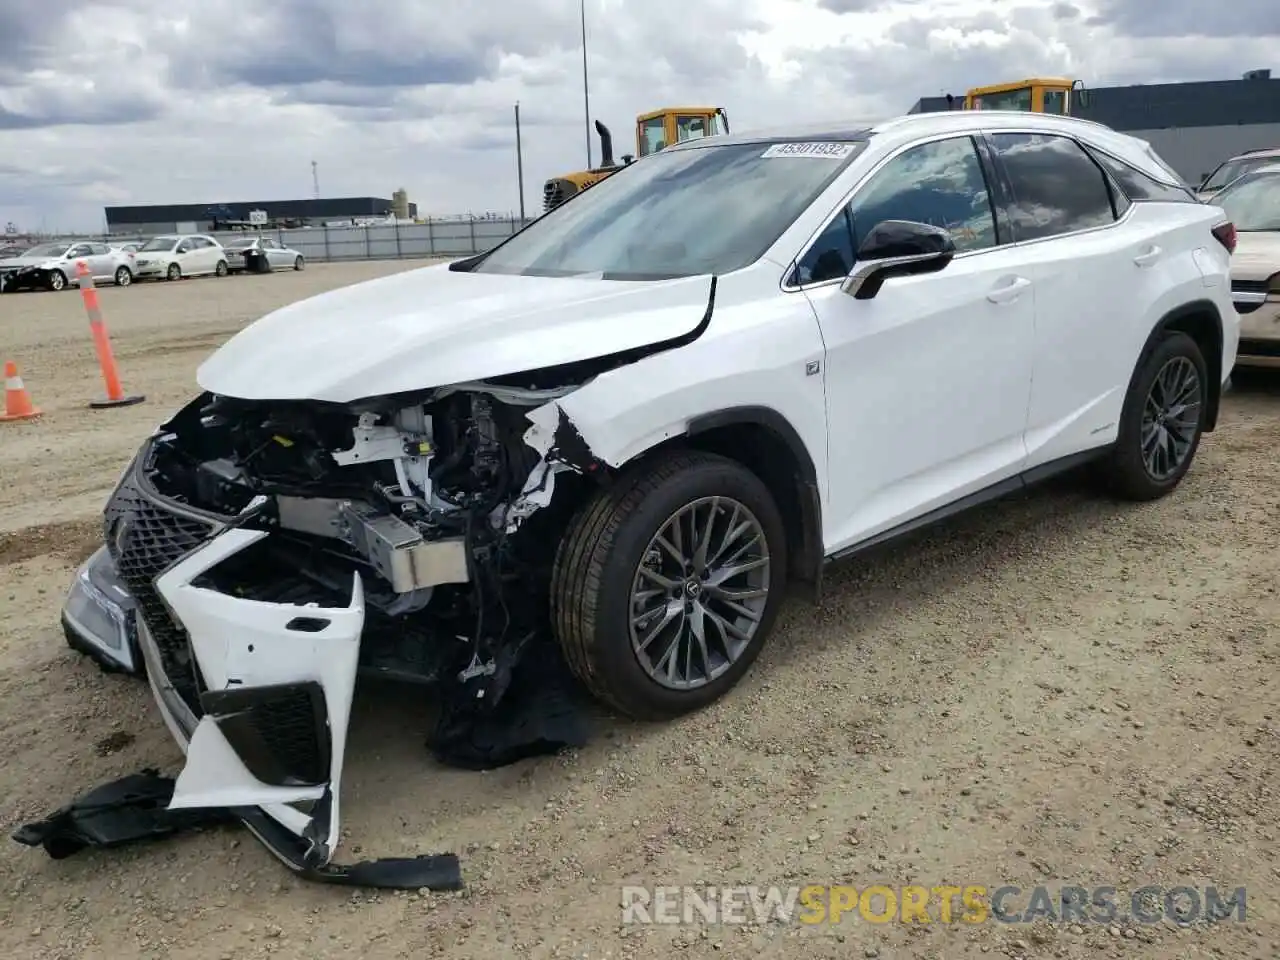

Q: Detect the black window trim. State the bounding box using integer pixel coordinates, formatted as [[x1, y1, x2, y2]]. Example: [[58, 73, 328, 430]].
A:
[[783, 131, 1010, 292], [979, 128, 1136, 247], [1079, 143, 1199, 205]]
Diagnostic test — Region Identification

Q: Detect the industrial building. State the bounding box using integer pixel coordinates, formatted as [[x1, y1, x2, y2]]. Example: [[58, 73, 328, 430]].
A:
[[104, 194, 418, 236], [909, 70, 1280, 186]]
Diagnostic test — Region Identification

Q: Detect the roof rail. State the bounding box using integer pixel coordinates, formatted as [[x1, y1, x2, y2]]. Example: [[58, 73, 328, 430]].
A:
[[890, 109, 1114, 131]]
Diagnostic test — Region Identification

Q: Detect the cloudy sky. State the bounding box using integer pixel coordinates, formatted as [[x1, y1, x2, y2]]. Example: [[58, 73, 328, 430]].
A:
[[1, 0, 1277, 232]]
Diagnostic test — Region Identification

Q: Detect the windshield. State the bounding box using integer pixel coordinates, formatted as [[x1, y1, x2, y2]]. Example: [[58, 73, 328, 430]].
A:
[[221, 237, 256, 249], [139, 236, 177, 252], [969, 87, 1033, 110], [474, 139, 866, 279], [1202, 157, 1271, 193], [1214, 174, 1280, 230], [23, 243, 70, 258]]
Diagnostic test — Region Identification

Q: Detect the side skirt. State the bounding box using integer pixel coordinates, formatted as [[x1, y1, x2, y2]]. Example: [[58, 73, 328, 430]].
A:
[[826, 447, 1111, 565]]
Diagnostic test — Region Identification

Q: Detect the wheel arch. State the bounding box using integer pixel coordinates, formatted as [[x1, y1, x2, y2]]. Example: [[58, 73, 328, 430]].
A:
[[678, 405, 824, 600], [1142, 299, 1224, 432]]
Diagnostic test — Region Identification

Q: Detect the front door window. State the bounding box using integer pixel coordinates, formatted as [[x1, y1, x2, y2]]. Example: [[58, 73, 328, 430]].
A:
[[638, 117, 666, 157]]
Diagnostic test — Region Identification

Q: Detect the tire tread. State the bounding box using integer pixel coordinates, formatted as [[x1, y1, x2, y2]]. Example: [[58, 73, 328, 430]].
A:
[[552, 450, 766, 718]]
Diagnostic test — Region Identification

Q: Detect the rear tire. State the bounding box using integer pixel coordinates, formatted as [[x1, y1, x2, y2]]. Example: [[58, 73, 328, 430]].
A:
[[552, 450, 788, 720], [1100, 330, 1208, 501]]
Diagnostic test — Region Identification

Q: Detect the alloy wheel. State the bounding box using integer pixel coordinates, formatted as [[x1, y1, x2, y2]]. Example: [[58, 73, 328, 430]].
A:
[[628, 496, 771, 691], [1140, 356, 1201, 481]]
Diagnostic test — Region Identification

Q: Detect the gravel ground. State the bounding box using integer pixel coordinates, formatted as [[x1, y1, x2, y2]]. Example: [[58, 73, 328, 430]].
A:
[[1, 264, 1278, 959]]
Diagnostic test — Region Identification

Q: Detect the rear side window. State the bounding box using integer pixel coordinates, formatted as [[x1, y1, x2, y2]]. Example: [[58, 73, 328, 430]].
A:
[[1087, 149, 1197, 203], [989, 132, 1116, 241]]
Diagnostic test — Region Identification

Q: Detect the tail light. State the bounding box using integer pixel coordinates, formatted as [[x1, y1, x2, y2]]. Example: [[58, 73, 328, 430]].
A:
[[1212, 221, 1237, 254]]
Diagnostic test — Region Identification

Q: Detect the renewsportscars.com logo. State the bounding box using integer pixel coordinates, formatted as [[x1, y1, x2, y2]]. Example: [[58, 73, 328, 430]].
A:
[[620, 884, 1247, 926]]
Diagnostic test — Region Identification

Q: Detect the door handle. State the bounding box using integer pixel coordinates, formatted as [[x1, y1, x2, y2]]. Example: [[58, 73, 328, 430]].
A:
[[986, 276, 1031, 304], [1133, 246, 1162, 267]]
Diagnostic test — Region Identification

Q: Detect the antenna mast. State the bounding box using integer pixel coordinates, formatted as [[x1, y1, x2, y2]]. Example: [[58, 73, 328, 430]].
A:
[[311, 161, 320, 199]]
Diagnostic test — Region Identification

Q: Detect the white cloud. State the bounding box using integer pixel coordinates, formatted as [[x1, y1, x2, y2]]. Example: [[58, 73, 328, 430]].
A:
[[0, 0, 1276, 231]]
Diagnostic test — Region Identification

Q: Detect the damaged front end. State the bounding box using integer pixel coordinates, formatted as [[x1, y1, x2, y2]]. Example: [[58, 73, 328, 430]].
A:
[[72, 376, 601, 878]]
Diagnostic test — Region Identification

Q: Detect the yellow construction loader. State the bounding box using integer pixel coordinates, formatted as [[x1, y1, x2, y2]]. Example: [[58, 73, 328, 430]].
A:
[[542, 106, 729, 212], [945, 77, 1089, 114]]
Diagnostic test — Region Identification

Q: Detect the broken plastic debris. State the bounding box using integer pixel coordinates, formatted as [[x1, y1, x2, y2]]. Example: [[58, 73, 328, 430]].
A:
[[11, 769, 234, 860]]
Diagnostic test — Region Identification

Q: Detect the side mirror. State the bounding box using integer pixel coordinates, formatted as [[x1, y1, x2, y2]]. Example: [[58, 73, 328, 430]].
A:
[[841, 220, 956, 300]]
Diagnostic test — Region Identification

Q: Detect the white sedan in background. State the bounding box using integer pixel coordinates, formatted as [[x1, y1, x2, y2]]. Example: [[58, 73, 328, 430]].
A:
[[133, 234, 229, 281], [220, 235, 306, 273]]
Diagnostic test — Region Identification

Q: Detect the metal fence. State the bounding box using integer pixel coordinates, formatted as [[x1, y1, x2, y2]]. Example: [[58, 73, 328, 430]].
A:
[[106, 217, 538, 263]]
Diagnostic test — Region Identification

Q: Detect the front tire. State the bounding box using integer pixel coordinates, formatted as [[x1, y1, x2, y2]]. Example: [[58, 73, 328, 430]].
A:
[[214, 259, 228, 277], [47, 270, 66, 291], [166, 263, 181, 281], [294, 255, 305, 271], [114, 266, 132, 287], [1101, 330, 1208, 501], [552, 450, 788, 720]]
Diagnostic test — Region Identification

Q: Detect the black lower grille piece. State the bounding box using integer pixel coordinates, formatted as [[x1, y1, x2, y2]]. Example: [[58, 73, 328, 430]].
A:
[[104, 471, 218, 716], [201, 682, 331, 787]]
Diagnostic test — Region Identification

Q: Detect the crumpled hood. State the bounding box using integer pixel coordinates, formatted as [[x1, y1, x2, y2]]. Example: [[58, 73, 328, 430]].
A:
[[197, 261, 715, 403], [1230, 231, 1280, 284]]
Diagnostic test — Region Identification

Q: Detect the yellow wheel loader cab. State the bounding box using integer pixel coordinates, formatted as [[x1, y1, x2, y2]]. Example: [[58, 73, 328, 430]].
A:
[[634, 106, 730, 158], [950, 77, 1088, 114], [542, 107, 729, 212]]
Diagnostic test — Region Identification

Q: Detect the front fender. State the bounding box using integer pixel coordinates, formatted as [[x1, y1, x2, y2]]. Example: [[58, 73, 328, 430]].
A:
[[524, 275, 830, 510]]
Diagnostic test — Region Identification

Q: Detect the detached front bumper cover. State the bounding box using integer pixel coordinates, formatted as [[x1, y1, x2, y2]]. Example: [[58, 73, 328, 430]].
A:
[[54, 455, 463, 890], [147, 527, 462, 889]]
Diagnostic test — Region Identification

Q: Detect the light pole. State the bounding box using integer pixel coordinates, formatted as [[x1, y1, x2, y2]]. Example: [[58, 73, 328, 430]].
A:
[[581, 0, 592, 169], [515, 102, 526, 220]]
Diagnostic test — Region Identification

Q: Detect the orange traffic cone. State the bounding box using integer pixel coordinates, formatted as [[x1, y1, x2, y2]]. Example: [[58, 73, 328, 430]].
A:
[[1, 361, 41, 422]]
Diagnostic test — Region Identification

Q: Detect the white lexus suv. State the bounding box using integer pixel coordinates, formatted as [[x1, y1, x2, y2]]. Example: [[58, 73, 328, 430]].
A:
[[62, 110, 1239, 877]]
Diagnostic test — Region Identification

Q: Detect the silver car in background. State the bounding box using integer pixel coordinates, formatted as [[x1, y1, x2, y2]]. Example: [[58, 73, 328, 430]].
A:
[[0, 240, 136, 292], [1197, 146, 1280, 201], [220, 235, 306, 274]]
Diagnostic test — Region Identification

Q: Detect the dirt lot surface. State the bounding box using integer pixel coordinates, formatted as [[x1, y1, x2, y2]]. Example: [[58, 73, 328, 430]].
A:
[[1, 263, 1278, 959]]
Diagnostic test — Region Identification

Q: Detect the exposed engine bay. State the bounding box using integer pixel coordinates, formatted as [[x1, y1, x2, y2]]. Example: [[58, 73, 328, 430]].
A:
[[46, 272, 725, 884], [139, 380, 596, 691]]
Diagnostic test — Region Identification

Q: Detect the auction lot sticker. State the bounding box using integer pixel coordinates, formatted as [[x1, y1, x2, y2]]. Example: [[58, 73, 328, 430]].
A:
[[760, 142, 857, 159]]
